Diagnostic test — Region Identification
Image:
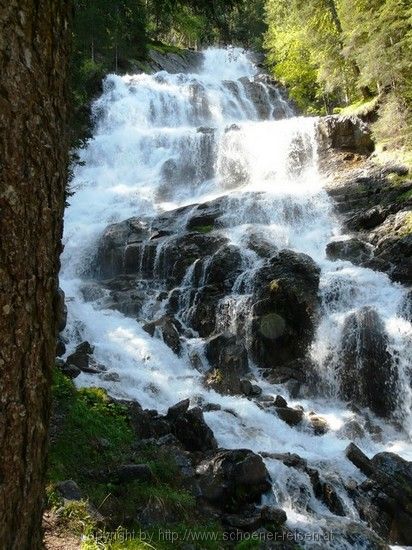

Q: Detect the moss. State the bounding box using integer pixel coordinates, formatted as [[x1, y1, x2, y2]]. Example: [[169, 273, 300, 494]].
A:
[[269, 279, 280, 292], [206, 368, 224, 385], [400, 212, 412, 235], [148, 41, 185, 55], [400, 188, 412, 201], [337, 97, 379, 117], [192, 224, 214, 234]]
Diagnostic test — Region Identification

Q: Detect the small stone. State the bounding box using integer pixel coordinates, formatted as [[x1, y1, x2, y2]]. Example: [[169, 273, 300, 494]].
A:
[[275, 406, 303, 426], [102, 372, 120, 382], [308, 412, 329, 435], [203, 403, 222, 412], [56, 480, 82, 501]]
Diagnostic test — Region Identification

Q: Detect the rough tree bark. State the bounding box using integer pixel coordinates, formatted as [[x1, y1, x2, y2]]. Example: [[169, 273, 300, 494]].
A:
[[0, 1, 70, 548]]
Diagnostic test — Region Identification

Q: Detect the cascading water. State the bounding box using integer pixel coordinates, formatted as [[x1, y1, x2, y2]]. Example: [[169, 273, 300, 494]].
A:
[[61, 47, 412, 547]]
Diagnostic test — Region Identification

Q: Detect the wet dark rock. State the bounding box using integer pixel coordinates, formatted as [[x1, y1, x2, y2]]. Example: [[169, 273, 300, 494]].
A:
[[56, 480, 82, 501], [162, 232, 227, 285], [338, 307, 397, 417], [238, 76, 290, 120], [222, 512, 262, 532], [205, 245, 242, 291], [346, 444, 412, 544], [126, 402, 171, 440], [274, 395, 288, 408], [204, 333, 249, 395], [58, 361, 81, 379], [203, 403, 222, 412], [80, 281, 106, 302], [239, 379, 254, 396], [264, 452, 345, 517], [146, 48, 204, 74], [399, 290, 412, 322], [262, 358, 310, 386], [167, 399, 190, 419], [143, 315, 182, 355], [369, 210, 412, 285], [186, 197, 226, 231], [96, 217, 150, 279], [102, 372, 120, 382], [251, 250, 320, 369], [326, 238, 373, 265], [104, 286, 145, 317], [245, 230, 278, 258], [196, 449, 271, 510], [274, 407, 303, 427], [347, 205, 387, 231], [66, 341, 95, 373], [317, 116, 375, 156], [337, 419, 366, 440], [171, 407, 217, 452], [189, 285, 222, 337]]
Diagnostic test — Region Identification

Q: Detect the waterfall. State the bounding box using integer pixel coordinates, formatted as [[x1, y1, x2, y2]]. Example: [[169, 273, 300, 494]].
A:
[[61, 47, 412, 546]]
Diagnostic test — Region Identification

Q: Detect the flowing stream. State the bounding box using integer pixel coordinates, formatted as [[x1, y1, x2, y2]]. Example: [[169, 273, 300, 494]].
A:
[[61, 48, 412, 547]]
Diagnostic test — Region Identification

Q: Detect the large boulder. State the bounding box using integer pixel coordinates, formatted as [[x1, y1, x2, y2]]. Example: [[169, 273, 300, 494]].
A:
[[251, 250, 320, 368], [338, 307, 397, 417], [204, 333, 249, 395], [346, 443, 412, 544], [96, 217, 150, 279], [317, 115, 375, 156], [196, 449, 271, 510]]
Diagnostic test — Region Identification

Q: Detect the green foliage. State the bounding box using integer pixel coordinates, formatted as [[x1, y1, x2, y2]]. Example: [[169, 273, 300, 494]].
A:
[[264, 0, 412, 142], [56, 500, 97, 536]]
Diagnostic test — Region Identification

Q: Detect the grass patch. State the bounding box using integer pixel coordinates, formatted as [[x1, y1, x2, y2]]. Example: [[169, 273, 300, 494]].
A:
[[49, 369, 133, 483], [92, 523, 224, 550], [49, 369, 197, 541]]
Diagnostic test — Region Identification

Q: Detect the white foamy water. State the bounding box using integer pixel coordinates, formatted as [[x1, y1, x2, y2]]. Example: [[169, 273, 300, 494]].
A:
[[61, 47, 412, 546]]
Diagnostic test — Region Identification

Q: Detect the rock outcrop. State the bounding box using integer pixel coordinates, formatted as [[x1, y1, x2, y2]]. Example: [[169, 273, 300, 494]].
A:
[[346, 443, 412, 545], [338, 307, 397, 417]]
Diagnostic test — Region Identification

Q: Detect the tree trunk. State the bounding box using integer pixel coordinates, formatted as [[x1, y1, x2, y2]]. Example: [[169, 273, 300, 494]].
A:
[[0, 1, 70, 548]]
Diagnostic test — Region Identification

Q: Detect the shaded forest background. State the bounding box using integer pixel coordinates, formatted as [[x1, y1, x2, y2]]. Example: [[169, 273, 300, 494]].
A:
[[73, 0, 412, 149]]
